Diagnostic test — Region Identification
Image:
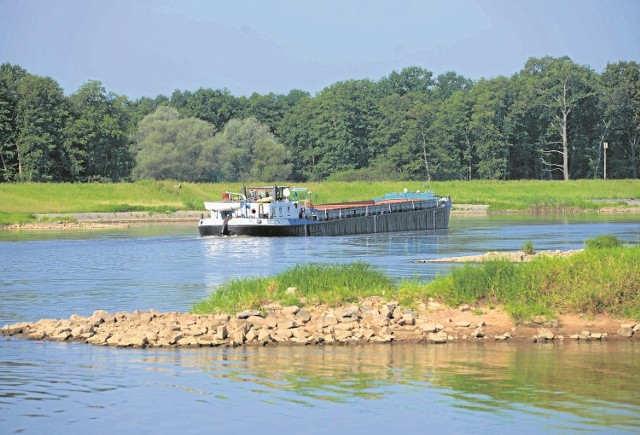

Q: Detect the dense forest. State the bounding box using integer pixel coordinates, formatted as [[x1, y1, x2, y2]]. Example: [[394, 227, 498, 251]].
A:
[[1, 56, 638, 183]]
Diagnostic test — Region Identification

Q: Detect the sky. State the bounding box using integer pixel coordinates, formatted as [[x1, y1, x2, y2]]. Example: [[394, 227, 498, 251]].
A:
[[1, 0, 639, 99]]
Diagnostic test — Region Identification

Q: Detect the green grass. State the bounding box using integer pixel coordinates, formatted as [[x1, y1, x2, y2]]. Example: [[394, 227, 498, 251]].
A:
[[421, 244, 640, 321], [192, 243, 640, 322], [192, 262, 397, 314], [1, 179, 638, 220]]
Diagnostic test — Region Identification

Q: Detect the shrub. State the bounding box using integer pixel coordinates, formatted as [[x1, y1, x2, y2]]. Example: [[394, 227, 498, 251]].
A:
[[585, 234, 622, 250], [523, 240, 535, 255]]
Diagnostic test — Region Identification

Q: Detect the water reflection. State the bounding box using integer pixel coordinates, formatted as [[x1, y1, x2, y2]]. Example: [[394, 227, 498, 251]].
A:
[[133, 342, 640, 432]]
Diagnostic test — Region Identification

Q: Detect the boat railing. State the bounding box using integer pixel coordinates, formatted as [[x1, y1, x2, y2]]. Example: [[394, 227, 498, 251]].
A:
[[312, 198, 438, 221]]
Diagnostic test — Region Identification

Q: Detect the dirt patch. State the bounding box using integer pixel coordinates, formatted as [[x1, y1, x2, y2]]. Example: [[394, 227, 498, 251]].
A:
[[1, 211, 203, 231]]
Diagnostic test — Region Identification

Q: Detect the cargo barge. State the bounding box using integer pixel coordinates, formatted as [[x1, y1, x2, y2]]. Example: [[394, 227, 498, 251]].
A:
[[198, 186, 451, 237]]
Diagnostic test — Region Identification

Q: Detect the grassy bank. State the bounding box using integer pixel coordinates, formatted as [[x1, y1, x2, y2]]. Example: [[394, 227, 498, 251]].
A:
[[192, 240, 640, 321], [1, 179, 639, 225]]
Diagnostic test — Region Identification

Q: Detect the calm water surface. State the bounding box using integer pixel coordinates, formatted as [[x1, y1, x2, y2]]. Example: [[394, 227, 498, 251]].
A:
[[1, 214, 639, 434]]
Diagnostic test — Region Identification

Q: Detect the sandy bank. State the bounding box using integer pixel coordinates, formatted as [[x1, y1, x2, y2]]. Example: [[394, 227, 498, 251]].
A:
[[3, 298, 638, 349], [415, 249, 582, 263]]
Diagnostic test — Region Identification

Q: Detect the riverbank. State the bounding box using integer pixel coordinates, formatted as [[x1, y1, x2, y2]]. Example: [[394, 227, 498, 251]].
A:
[[2, 298, 638, 348], [2, 201, 640, 231]]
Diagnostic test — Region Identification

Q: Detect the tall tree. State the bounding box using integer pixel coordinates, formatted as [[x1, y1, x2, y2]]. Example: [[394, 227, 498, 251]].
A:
[[600, 61, 640, 178], [514, 57, 598, 180], [133, 106, 217, 181], [428, 90, 471, 180], [15, 75, 69, 181], [64, 80, 134, 181], [378, 66, 434, 96], [468, 77, 511, 180], [170, 87, 243, 130], [200, 116, 291, 182], [0, 63, 28, 181]]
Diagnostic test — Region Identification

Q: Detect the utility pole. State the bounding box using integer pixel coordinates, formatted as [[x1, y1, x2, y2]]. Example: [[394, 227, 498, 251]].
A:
[[603, 142, 608, 180]]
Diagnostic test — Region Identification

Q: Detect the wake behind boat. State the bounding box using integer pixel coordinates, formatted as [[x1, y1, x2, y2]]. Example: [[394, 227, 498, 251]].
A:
[[198, 186, 451, 237]]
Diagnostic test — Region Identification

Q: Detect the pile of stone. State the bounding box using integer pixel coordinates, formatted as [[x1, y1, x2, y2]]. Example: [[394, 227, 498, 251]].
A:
[[1, 300, 507, 348]]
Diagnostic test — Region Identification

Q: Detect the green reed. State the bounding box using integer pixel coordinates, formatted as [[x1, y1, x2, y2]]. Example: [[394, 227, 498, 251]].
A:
[[192, 262, 397, 314], [193, 242, 640, 321]]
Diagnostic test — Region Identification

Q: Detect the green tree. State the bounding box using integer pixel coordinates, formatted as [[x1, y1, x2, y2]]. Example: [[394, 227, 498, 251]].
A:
[[378, 66, 434, 96], [200, 116, 291, 182], [468, 77, 511, 179], [600, 61, 640, 178], [170, 87, 243, 131], [15, 75, 69, 181], [428, 90, 471, 180], [0, 63, 28, 181], [373, 92, 436, 180], [133, 106, 217, 181], [64, 80, 134, 181], [512, 57, 599, 180]]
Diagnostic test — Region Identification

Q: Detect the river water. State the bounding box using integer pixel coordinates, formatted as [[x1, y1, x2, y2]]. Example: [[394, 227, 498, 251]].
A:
[[1, 214, 639, 434]]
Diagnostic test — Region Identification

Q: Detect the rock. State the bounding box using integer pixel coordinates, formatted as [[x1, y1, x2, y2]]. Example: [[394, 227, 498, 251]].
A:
[[245, 329, 257, 342], [86, 332, 110, 344], [591, 332, 604, 340], [216, 325, 228, 340], [537, 328, 555, 340], [335, 330, 353, 341], [257, 329, 272, 343], [265, 317, 278, 329], [1, 322, 31, 336], [246, 316, 265, 326], [122, 334, 148, 347], [617, 327, 634, 338], [278, 320, 298, 329], [340, 306, 361, 319], [427, 332, 448, 344], [321, 313, 338, 326], [392, 308, 404, 320], [230, 330, 246, 345], [282, 306, 300, 316], [380, 304, 395, 319], [455, 320, 470, 328], [472, 328, 485, 338], [421, 322, 438, 333], [459, 304, 471, 312], [402, 312, 416, 326], [176, 336, 198, 347], [272, 329, 293, 342], [296, 309, 312, 324], [334, 322, 356, 331], [236, 310, 261, 319]]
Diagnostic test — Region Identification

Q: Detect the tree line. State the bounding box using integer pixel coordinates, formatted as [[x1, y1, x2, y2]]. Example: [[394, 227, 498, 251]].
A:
[[1, 56, 638, 183]]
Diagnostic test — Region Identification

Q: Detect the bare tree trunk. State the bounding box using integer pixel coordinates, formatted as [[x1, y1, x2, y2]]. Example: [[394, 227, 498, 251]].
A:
[[630, 133, 638, 179], [559, 83, 570, 181], [420, 131, 431, 182]]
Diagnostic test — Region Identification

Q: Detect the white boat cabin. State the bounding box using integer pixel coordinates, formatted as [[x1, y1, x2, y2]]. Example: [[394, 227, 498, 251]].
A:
[[204, 186, 308, 221]]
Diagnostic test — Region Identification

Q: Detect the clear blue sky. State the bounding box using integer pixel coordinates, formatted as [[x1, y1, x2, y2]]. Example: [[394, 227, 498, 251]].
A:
[[1, 0, 639, 98]]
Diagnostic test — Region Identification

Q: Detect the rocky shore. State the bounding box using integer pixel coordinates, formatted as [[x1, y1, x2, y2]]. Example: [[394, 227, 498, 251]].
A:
[[3, 299, 638, 348]]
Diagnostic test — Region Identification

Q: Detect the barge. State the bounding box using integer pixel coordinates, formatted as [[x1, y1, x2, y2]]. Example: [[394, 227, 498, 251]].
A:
[[198, 186, 451, 237]]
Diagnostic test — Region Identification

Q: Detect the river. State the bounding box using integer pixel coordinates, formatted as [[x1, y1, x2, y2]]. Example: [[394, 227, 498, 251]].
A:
[[1, 214, 639, 434]]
